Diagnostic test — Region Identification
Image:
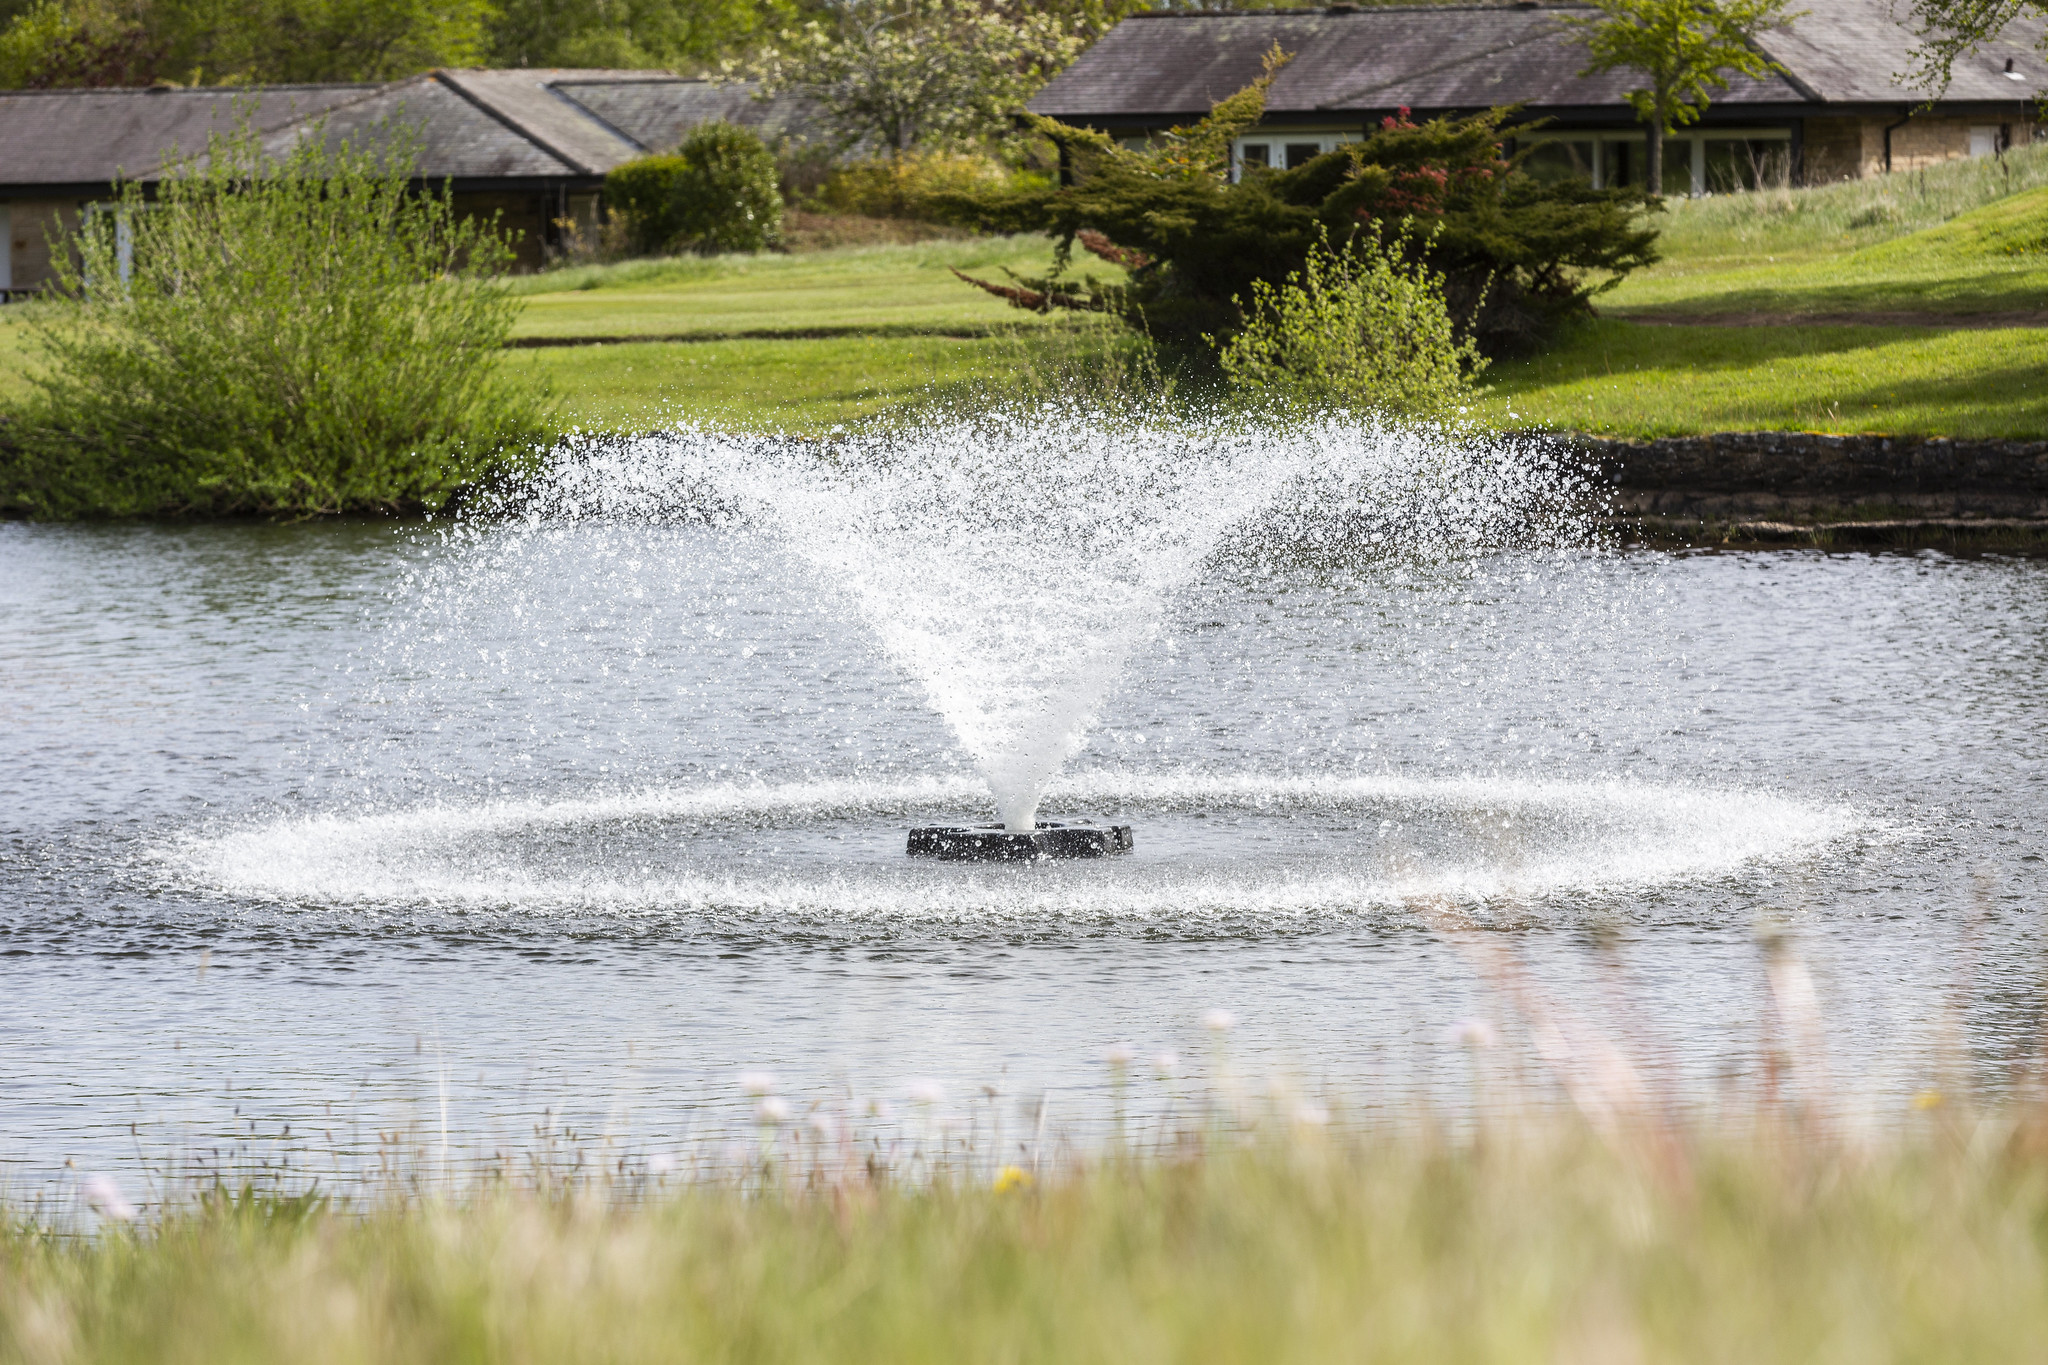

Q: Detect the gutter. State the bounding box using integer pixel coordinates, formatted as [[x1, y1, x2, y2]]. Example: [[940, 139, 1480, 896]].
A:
[[1883, 110, 1911, 172]]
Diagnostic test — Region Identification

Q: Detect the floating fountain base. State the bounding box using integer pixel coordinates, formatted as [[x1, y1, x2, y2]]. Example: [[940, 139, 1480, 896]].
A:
[[907, 819, 1134, 861]]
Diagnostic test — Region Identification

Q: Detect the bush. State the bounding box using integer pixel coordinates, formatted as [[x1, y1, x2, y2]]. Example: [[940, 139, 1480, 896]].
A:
[[931, 62, 1660, 354], [0, 122, 546, 520], [1213, 227, 1485, 418], [814, 151, 1025, 220], [603, 123, 783, 255]]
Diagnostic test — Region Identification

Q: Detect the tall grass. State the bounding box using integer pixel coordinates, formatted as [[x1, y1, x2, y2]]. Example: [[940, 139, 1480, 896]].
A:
[[1653, 141, 2048, 262], [7, 920, 2046, 1363]]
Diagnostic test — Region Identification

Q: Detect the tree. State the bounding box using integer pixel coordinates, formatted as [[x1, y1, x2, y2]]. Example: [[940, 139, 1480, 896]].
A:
[[487, 0, 785, 71], [932, 71, 1660, 353], [0, 0, 491, 86], [1560, 0, 1798, 195], [1898, 0, 2041, 93], [746, 0, 1089, 153]]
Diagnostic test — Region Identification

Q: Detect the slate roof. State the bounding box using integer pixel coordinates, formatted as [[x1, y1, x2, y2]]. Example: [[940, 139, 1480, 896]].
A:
[[0, 84, 373, 188], [0, 70, 812, 193], [1028, 0, 2047, 124], [554, 77, 816, 152]]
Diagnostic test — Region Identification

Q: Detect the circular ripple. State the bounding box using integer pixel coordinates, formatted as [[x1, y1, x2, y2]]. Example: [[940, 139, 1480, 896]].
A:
[[165, 773, 1878, 927]]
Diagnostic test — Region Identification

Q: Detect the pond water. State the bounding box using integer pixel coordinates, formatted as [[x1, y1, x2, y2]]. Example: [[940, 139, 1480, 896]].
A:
[[3, 492, 2045, 1201]]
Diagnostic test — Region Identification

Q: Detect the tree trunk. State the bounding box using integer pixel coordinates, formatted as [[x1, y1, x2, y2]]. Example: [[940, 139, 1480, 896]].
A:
[[1647, 122, 1663, 196]]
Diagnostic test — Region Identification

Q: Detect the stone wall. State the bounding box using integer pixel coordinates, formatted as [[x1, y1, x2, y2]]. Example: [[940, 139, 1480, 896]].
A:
[[1568, 432, 2048, 520]]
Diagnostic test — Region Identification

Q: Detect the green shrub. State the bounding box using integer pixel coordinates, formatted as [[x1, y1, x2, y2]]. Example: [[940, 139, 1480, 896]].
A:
[[0, 122, 546, 520], [1213, 226, 1486, 418], [603, 123, 783, 255], [814, 150, 1027, 220], [932, 64, 1659, 353]]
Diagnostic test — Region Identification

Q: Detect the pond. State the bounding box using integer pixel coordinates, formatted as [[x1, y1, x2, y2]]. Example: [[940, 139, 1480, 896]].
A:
[[3, 435, 2044, 1201]]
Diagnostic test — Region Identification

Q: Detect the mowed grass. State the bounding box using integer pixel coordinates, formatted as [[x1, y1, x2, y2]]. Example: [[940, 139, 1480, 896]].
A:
[[509, 324, 1133, 432], [1602, 183, 2048, 322], [1481, 317, 2048, 437], [6, 1115, 2048, 1364], [1491, 155, 2048, 435], [508, 235, 1092, 341]]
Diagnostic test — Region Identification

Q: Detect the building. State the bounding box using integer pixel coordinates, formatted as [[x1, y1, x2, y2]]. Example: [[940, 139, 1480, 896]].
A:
[[1028, 0, 2046, 192], [0, 68, 809, 296]]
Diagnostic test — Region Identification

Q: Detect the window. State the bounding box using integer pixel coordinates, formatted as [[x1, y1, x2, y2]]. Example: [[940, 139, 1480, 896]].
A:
[[1520, 140, 1596, 185], [1969, 125, 2000, 158], [1239, 142, 1272, 171], [1284, 142, 1324, 169]]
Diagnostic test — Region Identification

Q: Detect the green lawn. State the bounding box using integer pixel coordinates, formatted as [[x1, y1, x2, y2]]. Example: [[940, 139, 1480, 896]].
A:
[[509, 328, 1105, 432], [1600, 184, 2048, 322], [509, 235, 1085, 342], [1481, 318, 2048, 438]]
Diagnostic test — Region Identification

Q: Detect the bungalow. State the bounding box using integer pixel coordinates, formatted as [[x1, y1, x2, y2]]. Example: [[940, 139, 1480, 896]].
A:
[[0, 68, 809, 296], [1027, 0, 2047, 192]]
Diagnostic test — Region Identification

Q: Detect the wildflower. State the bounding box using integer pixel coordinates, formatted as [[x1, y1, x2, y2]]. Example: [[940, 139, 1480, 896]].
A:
[[907, 1079, 945, 1105], [1445, 1018, 1498, 1049], [755, 1097, 792, 1125], [81, 1175, 137, 1221], [1104, 1042, 1136, 1066], [1293, 1103, 1331, 1127], [737, 1070, 778, 1096], [647, 1152, 677, 1175], [1914, 1090, 1944, 1110], [993, 1165, 1033, 1194], [1202, 1009, 1237, 1033], [1153, 1051, 1180, 1078]]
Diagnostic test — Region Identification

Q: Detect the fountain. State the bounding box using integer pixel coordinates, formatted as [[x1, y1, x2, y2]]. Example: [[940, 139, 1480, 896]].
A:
[[171, 402, 1862, 922], [493, 405, 1600, 864]]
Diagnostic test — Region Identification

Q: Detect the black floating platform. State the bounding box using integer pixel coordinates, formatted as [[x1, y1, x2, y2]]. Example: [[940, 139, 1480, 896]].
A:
[[907, 819, 1134, 861]]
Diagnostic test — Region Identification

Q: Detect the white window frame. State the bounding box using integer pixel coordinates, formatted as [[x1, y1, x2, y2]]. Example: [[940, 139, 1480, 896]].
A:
[[1231, 133, 1358, 182], [1519, 127, 1793, 196]]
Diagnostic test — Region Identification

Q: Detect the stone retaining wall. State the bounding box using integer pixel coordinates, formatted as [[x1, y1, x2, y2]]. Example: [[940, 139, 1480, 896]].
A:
[[1567, 432, 2048, 520]]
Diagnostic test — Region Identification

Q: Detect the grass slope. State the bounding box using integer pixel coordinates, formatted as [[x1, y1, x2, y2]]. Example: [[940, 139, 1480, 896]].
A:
[[1490, 155, 2048, 436], [1482, 318, 2048, 438], [5, 1118, 2045, 1364]]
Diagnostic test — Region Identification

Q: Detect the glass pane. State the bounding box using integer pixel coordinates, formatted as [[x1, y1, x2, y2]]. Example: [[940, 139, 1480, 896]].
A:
[[1601, 139, 1635, 188], [1662, 142, 1695, 196], [1239, 143, 1271, 168], [1285, 143, 1323, 169], [1519, 140, 1596, 185], [1704, 139, 1790, 192]]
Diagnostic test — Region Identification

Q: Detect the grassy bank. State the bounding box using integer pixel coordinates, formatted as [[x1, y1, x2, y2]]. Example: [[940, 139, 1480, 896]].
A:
[[5, 1110, 2044, 1364], [1481, 318, 2048, 438]]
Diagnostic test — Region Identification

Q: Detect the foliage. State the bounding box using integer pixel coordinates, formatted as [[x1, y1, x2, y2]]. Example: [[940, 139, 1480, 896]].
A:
[[1559, 0, 1799, 193], [0, 123, 546, 519], [486, 0, 787, 70], [1212, 226, 1486, 418], [814, 149, 1029, 219], [1897, 0, 2045, 92], [0, 0, 786, 86], [934, 77, 1660, 353], [603, 123, 784, 255], [0, 0, 163, 86], [746, 0, 1090, 153]]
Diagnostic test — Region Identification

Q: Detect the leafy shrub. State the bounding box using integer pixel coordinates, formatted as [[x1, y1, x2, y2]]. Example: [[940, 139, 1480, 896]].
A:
[[603, 123, 783, 255], [932, 57, 1659, 354], [0, 122, 546, 520], [1212, 227, 1485, 417], [814, 150, 1023, 220]]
